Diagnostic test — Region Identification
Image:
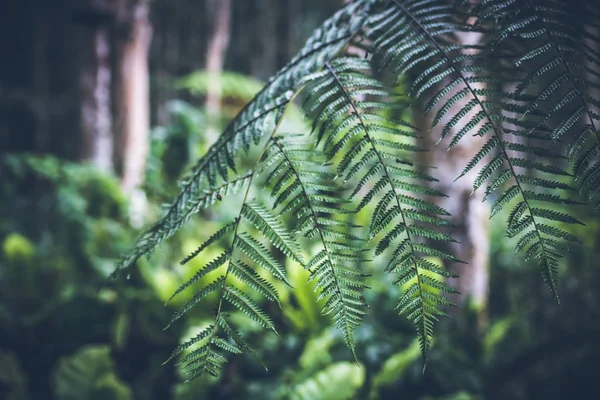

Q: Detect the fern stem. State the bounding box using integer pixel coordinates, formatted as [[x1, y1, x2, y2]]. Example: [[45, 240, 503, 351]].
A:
[[392, 0, 560, 301], [324, 60, 431, 363]]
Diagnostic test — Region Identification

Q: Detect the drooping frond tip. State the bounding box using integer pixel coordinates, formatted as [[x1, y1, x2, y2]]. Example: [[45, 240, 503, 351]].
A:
[[302, 57, 459, 362]]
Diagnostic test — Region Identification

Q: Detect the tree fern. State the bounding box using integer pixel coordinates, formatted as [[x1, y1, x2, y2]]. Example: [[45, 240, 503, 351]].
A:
[[115, 0, 600, 379]]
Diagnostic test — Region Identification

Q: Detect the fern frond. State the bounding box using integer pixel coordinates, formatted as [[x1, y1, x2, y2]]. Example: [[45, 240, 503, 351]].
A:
[[161, 129, 308, 379], [112, 0, 375, 277], [168, 251, 230, 303], [481, 0, 600, 207], [180, 221, 237, 265], [229, 260, 280, 305], [114, 174, 251, 278], [301, 57, 458, 363], [233, 232, 290, 286], [163, 324, 214, 366], [369, 0, 583, 301], [116, 0, 600, 380], [162, 202, 290, 378], [265, 134, 369, 357], [166, 277, 225, 329], [223, 286, 276, 331]]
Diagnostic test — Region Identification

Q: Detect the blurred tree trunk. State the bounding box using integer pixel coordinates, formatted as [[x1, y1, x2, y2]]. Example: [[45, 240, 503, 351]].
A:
[[74, 0, 151, 227], [76, 0, 151, 196], [415, 29, 491, 326], [228, 0, 302, 80], [204, 0, 231, 144], [77, 1, 114, 172], [149, 0, 210, 126], [113, 0, 152, 194]]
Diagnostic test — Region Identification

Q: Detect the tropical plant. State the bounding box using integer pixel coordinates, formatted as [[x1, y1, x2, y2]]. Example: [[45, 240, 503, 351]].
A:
[[114, 0, 600, 380]]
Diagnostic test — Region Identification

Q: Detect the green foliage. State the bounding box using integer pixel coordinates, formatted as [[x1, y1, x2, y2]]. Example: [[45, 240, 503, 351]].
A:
[[117, 0, 600, 380], [289, 361, 365, 400], [3, 234, 35, 264], [0, 350, 29, 400], [52, 346, 133, 400], [0, 154, 130, 278], [0, 153, 184, 400], [176, 71, 264, 116], [369, 338, 421, 398]]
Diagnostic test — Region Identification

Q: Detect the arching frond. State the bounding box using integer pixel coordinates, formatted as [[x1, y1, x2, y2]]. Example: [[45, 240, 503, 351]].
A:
[[368, 0, 583, 301], [262, 134, 369, 357], [112, 0, 376, 277], [301, 57, 458, 362], [162, 173, 306, 378], [115, 0, 600, 380]]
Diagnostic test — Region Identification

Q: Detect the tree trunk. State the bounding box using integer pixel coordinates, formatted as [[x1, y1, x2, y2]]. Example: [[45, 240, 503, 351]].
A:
[[77, 2, 115, 172], [114, 0, 152, 194]]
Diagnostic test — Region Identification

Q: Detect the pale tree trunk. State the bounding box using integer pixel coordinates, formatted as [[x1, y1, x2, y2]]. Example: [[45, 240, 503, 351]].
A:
[[110, 0, 151, 227], [415, 30, 491, 326], [114, 0, 152, 195], [78, 2, 114, 172], [77, 0, 151, 223], [204, 0, 231, 145], [76, 0, 152, 195]]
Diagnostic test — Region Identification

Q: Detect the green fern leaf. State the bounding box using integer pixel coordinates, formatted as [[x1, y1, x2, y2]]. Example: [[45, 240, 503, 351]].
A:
[[180, 221, 237, 265], [301, 57, 458, 364], [241, 201, 305, 265], [369, 0, 584, 303], [266, 134, 369, 357], [166, 277, 225, 329], [115, 0, 600, 380], [230, 260, 281, 305], [482, 0, 600, 207], [168, 252, 230, 303]]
